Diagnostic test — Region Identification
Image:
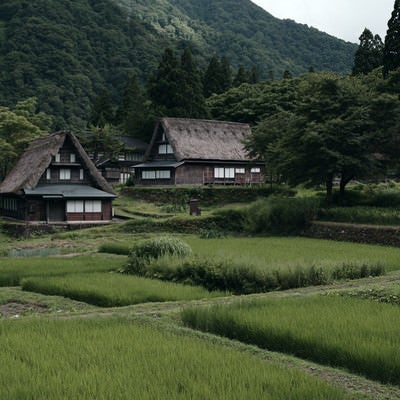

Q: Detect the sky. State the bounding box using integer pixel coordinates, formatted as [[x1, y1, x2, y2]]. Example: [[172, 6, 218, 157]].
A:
[[251, 0, 395, 43]]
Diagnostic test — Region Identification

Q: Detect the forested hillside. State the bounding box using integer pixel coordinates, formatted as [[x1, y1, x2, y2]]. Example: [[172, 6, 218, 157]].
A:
[[0, 0, 357, 129], [118, 0, 356, 75]]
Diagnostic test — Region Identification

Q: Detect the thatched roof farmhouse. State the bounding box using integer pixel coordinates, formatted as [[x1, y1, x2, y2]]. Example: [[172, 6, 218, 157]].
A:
[[0, 131, 116, 223], [135, 118, 264, 185]]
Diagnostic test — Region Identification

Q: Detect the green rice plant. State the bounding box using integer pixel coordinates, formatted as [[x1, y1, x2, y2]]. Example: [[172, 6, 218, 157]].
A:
[[185, 236, 400, 272], [0, 255, 125, 286], [98, 242, 131, 255], [182, 296, 400, 385], [0, 318, 350, 400], [21, 272, 224, 306]]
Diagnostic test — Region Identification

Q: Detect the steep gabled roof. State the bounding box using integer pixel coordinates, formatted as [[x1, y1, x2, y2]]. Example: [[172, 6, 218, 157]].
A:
[[0, 131, 116, 195], [145, 118, 254, 162]]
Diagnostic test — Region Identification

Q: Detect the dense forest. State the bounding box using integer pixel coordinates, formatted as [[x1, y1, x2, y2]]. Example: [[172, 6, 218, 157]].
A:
[[0, 0, 356, 129]]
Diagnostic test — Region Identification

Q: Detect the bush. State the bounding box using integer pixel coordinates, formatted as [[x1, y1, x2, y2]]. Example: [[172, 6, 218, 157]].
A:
[[244, 197, 320, 235], [124, 236, 192, 275]]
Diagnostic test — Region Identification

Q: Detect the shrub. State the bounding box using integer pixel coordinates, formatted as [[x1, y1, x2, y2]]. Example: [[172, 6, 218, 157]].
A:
[[125, 236, 192, 275], [244, 197, 319, 235]]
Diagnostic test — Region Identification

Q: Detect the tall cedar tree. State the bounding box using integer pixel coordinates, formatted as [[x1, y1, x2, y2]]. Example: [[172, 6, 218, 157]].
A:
[[233, 66, 249, 86], [89, 90, 114, 128], [383, 0, 400, 77], [203, 56, 232, 97], [148, 48, 181, 115], [352, 28, 383, 75], [115, 74, 153, 141], [148, 48, 206, 118], [179, 48, 207, 118]]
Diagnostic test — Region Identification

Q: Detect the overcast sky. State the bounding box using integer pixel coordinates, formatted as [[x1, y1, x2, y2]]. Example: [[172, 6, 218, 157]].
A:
[[251, 0, 395, 43]]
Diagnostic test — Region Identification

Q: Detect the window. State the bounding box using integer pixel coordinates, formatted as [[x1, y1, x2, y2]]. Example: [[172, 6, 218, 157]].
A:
[[70, 153, 76, 163], [158, 144, 173, 154], [156, 170, 171, 179], [126, 153, 142, 161], [46, 169, 51, 180], [120, 173, 131, 184], [85, 200, 101, 213], [118, 154, 125, 161], [142, 170, 156, 180], [3, 198, 17, 211], [214, 167, 225, 178], [235, 168, 245, 174], [251, 167, 261, 173], [142, 170, 171, 180], [55, 153, 61, 163], [79, 169, 84, 180], [225, 168, 235, 178], [66, 200, 83, 213], [60, 169, 71, 180], [214, 167, 235, 179]]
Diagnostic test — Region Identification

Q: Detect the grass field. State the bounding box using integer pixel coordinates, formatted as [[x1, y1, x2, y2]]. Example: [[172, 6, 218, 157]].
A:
[[182, 295, 400, 385], [0, 317, 354, 400]]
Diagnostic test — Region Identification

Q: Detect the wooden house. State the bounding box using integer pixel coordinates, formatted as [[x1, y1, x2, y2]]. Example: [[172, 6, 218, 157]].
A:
[[96, 136, 148, 185], [134, 118, 265, 186], [0, 131, 116, 223]]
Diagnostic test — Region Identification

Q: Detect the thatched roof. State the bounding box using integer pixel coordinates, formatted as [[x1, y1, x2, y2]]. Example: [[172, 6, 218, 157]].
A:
[[0, 131, 116, 195], [145, 118, 254, 162]]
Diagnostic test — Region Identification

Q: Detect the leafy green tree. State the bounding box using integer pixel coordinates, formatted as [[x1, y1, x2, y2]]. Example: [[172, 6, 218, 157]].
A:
[[246, 73, 389, 203], [383, 0, 400, 77], [352, 28, 383, 75], [0, 97, 52, 178]]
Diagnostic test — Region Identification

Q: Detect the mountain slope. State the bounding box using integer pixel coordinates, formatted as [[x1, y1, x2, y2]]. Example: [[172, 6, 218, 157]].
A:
[[0, 0, 357, 129], [117, 0, 357, 75]]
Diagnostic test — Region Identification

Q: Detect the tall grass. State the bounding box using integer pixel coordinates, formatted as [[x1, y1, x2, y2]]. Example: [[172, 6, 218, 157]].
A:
[[135, 255, 383, 294], [182, 296, 400, 384], [318, 206, 400, 225], [21, 273, 225, 306], [0, 318, 352, 399], [0, 255, 125, 286]]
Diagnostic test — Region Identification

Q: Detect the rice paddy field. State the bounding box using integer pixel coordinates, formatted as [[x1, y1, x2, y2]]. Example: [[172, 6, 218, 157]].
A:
[[21, 272, 225, 306], [182, 296, 400, 385], [0, 318, 353, 400], [185, 236, 400, 272], [1, 231, 400, 399]]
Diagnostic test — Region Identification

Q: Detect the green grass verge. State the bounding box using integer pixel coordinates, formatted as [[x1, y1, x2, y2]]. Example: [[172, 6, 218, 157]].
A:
[[182, 295, 400, 385], [0, 317, 351, 399], [21, 272, 226, 307]]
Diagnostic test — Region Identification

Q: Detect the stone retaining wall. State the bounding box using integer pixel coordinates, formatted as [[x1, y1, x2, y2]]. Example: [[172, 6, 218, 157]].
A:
[[304, 221, 400, 247]]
